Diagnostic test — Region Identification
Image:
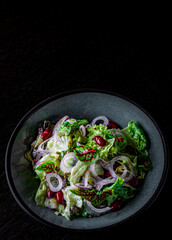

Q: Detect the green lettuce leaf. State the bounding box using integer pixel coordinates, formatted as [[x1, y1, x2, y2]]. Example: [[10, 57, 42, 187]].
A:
[[61, 186, 83, 220], [35, 161, 58, 174], [47, 135, 69, 152], [74, 145, 99, 164], [104, 178, 134, 206], [34, 154, 60, 179], [70, 161, 88, 184], [35, 180, 48, 206], [86, 124, 117, 160], [122, 121, 147, 151], [70, 130, 87, 146], [59, 119, 88, 136]]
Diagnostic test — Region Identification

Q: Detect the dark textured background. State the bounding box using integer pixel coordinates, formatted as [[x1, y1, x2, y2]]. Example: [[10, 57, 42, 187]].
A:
[[0, 3, 171, 240]]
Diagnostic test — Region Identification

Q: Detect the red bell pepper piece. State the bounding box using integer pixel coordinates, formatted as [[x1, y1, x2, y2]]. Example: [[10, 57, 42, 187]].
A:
[[41, 128, 51, 140]]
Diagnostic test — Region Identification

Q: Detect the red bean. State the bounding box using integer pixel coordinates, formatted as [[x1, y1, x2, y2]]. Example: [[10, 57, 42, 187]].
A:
[[56, 191, 64, 204], [110, 199, 122, 211], [94, 136, 106, 146], [107, 121, 119, 129], [128, 177, 140, 188], [47, 188, 55, 198], [41, 128, 51, 140], [105, 170, 111, 177]]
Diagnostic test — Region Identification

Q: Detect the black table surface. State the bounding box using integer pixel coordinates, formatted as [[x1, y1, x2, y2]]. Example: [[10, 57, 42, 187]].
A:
[[0, 5, 171, 240]]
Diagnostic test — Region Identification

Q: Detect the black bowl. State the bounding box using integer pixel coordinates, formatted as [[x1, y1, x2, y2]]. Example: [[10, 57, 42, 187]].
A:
[[5, 89, 169, 230]]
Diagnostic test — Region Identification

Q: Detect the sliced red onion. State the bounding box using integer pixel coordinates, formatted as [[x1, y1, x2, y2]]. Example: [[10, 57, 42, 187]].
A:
[[116, 155, 134, 182], [84, 200, 111, 216], [95, 177, 116, 191], [32, 149, 37, 158], [60, 152, 78, 173], [108, 157, 124, 180], [44, 197, 58, 209], [86, 124, 92, 128], [53, 115, 69, 134], [124, 168, 134, 182], [34, 154, 47, 168], [84, 167, 91, 188], [108, 156, 134, 182], [67, 118, 76, 124], [52, 130, 60, 151], [34, 152, 45, 163], [90, 163, 103, 181], [79, 124, 86, 137], [34, 160, 42, 169], [91, 116, 109, 126], [37, 137, 53, 154], [76, 141, 82, 146], [98, 158, 110, 170], [46, 172, 64, 192]]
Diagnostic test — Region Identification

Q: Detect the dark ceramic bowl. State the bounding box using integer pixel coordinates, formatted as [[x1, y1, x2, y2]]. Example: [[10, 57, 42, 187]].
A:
[[5, 89, 168, 231]]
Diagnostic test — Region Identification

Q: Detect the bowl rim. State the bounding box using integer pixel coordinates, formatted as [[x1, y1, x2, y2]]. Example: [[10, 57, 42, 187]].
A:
[[5, 88, 169, 231]]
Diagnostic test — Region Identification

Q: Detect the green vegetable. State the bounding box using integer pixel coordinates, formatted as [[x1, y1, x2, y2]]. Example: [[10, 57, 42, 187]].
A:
[[35, 153, 60, 168], [87, 124, 109, 139], [61, 186, 83, 220], [74, 145, 99, 164], [70, 161, 88, 184], [24, 150, 33, 162], [122, 121, 147, 151], [68, 130, 87, 150], [35, 180, 48, 206], [25, 116, 152, 221], [104, 178, 134, 206], [137, 154, 152, 172], [70, 188, 113, 205], [34, 135, 43, 148], [34, 170, 46, 180], [82, 209, 90, 217], [73, 130, 87, 143], [86, 124, 117, 160], [71, 177, 134, 206], [47, 135, 69, 152], [35, 161, 58, 174], [59, 119, 88, 136]]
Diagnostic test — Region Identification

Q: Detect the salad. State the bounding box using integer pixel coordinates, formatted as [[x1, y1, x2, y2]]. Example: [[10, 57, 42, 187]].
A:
[[25, 116, 152, 220]]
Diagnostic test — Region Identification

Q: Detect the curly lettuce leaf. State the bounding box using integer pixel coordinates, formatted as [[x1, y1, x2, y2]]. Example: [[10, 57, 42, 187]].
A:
[[86, 124, 117, 160], [104, 178, 134, 206], [87, 124, 109, 139], [122, 121, 147, 151], [70, 130, 87, 145]]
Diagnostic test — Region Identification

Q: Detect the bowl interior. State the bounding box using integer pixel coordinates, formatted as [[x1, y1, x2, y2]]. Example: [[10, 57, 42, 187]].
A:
[[7, 91, 166, 230]]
